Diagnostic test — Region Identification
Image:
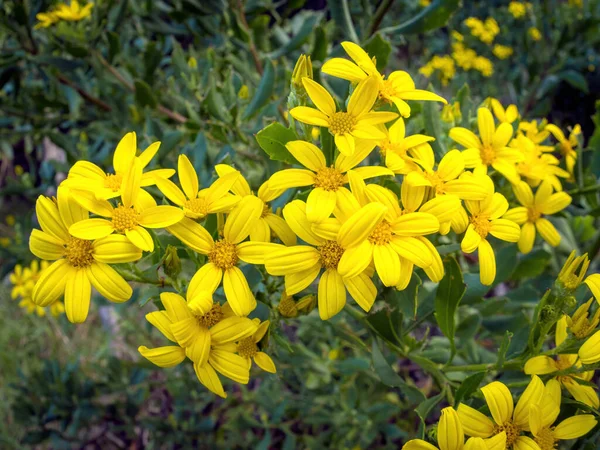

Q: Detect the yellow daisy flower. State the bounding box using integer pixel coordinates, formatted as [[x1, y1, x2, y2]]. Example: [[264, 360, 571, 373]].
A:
[[529, 379, 597, 450], [321, 41, 447, 117], [29, 186, 141, 323], [35, 11, 60, 28], [579, 329, 600, 364], [68, 159, 184, 252], [10, 260, 66, 317], [63, 132, 174, 201], [546, 124, 581, 177], [215, 164, 296, 246], [139, 292, 257, 398], [265, 200, 386, 320], [503, 181, 571, 254], [289, 77, 398, 156], [565, 299, 600, 339], [461, 192, 521, 285], [268, 140, 393, 223], [237, 319, 276, 373], [511, 135, 569, 191], [487, 98, 519, 124], [9, 264, 28, 299], [54, 1, 94, 21], [457, 376, 544, 450], [450, 108, 523, 183], [377, 118, 435, 174], [518, 121, 552, 152]]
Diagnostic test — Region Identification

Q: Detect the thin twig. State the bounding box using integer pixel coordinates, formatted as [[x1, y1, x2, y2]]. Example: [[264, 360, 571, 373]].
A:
[[367, 0, 395, 37], [56, 74, 112, 112]]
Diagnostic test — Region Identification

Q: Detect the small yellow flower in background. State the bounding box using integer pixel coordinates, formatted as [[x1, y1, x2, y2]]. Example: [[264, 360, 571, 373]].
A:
[[29, 186, 141, 323], [322, 42, 446, 117], [503, 181, 571, 254], [528, 27, 542, 41], [35, 11, 60, 29], [419, 55, 456, 86], [529, 379, 597, 450], [451, 43, 478, 71], [579, 329, 600, 364], [267, 139, 392, 222], [545, 124, 581, 178], [492, 45, 514, 60], [238, 85, 249, 99], [377, 118, 434, 174], [458, 376, 543, 449], [473, 57, 494, 77], [291, 54, 313, 88], [289, 77, 398, 156], [461, 192, 521, 285], [187, 56, 197, 69], [508, 1, 528, 19], [487, 98, 518, 124], [464, 17, 499, 44], [10, 260, 65, 317], [565, 299, 600, 339], [441, 102, 462, 123], [237, 319, 276, 373], [54, 1, 94, 21], [555, 251, 600, 306], [139, 292, 257, 398], [568, 0, 583, 6], [450, 108, 523, 183], [524, 317, 599, 408]]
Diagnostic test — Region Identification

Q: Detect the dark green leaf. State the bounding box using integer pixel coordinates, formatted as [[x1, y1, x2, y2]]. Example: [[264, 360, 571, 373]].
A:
[[379, 0, 459, 35], [496, 331, 513, 369], [434, 257, 466, 358], [423, 95, 446, 158], [311, 26, 328, 62], [512, 249, 552, 280], [270, 13, 322, 58], [395, 273, 422, 319], [455, 83, 472, 127], [559, 70, 589, 94], [134, 79, 158, 108], [327, 0, 359, 43], [255, 123, 299, 165], [415, 392, 444, 424], [242, 60, 275, 120], [454, 372, 486, 406]]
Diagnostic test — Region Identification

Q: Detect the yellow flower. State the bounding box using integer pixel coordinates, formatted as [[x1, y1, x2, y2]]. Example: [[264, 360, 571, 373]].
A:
[[555, 251, 600, 305], [492, 45, 514, 60], [441, 102, 462, 124], [511, 135, 569, 191], [10, 260, 66, 317], [237, 319, 276, 373], [267, 140, 392, 222], [63, 132, 174, 201], [545, 124, 580, 177], [579, 329, 600, 364], [528, 27, 542, 41], [518, 121, 552, 149], [215, 164, 296, 246], [503, 181, 571, 254], [461, 192, 521, 285], [473, 57, 494, 77], [419, 55, 456, 86], [377, 118, 435, 174], [508, 2, 528, 18], [450, 107, 523, 183], [403, 406, 507, 450], [29, 186, 141, 323], [525, 317, 599, 408], [458, 376, 544, 449], [529, 379, 597, 450], [265, 200, 386, 320], [54, 1, 94, 21], [139, 292, 257, 398], [487, 98, 519, 124], [464, 17, 499, 44], [322, 42, 446, 117], [278, 291, 299, 318], [566, 299, 600, 339], [292, 54, 313, 88], [35, 11, 60, 29], [289, 77, 397, 156], [68, 160, 184, 252]]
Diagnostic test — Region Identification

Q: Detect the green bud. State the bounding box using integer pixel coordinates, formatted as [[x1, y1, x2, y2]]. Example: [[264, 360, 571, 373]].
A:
[[163, 245, 181, 278]]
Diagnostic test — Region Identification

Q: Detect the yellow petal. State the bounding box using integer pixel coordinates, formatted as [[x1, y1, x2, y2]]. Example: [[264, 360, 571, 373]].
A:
[[113, 132, 136, 175], [69, 218, 115, 240], [139, 345, 185, 368], [477, 107, 495, 147], [483, 433, 506, 450], [347, 76, 379, 117], [254, 352, 276, 373], [457, 403, 495, 437], [32, 259, 71, 306], [489, 219, 520, 242], [523, 356, 557, 375], [402, 440, 438, 450], [373, 244, 400, 287], [463, 437, 488, 450], [492, 122, 513, 149], [120, 158, 142, 208], [419, 236, 444, 282], [237, 241, 282, 265], [321, 57, 366, 82], [461, 225, 481, 253], [177, 154, 199, 199], [318, 269, 347, 320], [36, 195, 69, 242], [210, 316, 257, 344], [512, 436, 539, 450], [535, 218, 560, 247], [419, 196, 461, 224], [126, 226, 154, 252], [71, 189, 114, 217], [306, 187, 337, 223], [341, 42, 378, 75], [450, 127, 481, 149], [539, 192, 571, 215], [284, 264, 321, 295], [335, 133, 355, 156], [513, 375, 544, 429], [263, 213, 297, 246], [563, 379, 600, 408], [391, 212, 439, 236], [223, 196, 263, 243], [146, 311, 176, 342], [503, 207, 528, 225], [478, 239, 496, 286], [64, 268, 91, 323], [223, 266, 256, 316], [92, 234, 142, 263], [517, 222, 536, 254], [437, 149, 465, 181], [160, 292, 192, 322], [302, 78, 336, 116], [87, 262, 132, 303], [139, 205, 184, 228], [343, 271, 377, 312], [29, 229, 65, 260], [68, 160, 106, 181], [553, 415, 597, 440], [481, 381, 513, 426], [285, 140, 326, 171], [57, 185, 88, 227], [209, 349, 250, 384], [265, 245, 321, 276], [335, 138, 377, 172], [290, 106, 330, 127], [188, 263, 223, 300], [337, 202, 387, 248], [578, 330, 600, 364], [584, 274, 600, 302], [438, 407, 464, 450], [282, 200, 323, 245], [389, 236, 433, 268], [137, 141, 161, 168], [194, 362, 226, 398], [167, 217, 214, 254], [186, 326, 211, 366], [170, 317, 202, 348], [481, 193, 509, 219], [337, 240, 373, 279], [365, 185, 402, 220]]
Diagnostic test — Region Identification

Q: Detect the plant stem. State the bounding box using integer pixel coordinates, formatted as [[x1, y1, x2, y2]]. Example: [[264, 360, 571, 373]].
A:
[[56, 74, 112, 112], [567, 184, 600, 196], [367, 0, 395, 37], [443, 360, 522, 373]]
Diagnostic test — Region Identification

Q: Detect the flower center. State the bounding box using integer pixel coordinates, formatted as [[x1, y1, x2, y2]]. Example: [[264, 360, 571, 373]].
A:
[[535, 427, 556, 450], [560, 142, 572, 156], [470, 214, 492, 238], [328, 112, 356, 135], [261, 203, 271, 219], [378, 140, 405, 158], [379, 79, 397, 101], [313, 166, 345, 191], [278, 296, 298, 318], [208, 239, 238, 269], [196, 303, 224, 328], [64, 237, 94, 268], [104, 173, 122, 191], [527, 207, 541, 222], [368, 220, 393, 245], [237, 337, 258, 358], [318, 240, 345, 270], [112, 205, 140, 232], [184, 197, 209, 218], [424, 172, 446, 194], [493, 422, 520, 447], [480, 145, 496, 165]]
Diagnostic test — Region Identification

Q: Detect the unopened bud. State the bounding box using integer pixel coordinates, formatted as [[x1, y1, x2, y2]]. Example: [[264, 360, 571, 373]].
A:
[[296, 294, 316, 312], [291, 54, 313, 89], [163, 245, 181, 278]]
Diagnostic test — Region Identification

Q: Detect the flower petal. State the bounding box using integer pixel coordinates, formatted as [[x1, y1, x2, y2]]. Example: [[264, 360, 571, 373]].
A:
[[489, 219, 521, 242], [36, 195, 69, 242], [285, 140, 326, 171], [477, 107, 495, 147], [92, 234, 142, 263], [177, 154, 199, 199], [29, 229, 65, 260], [523, 355, 557, 375], [194, 362, 226, 397], [209, 349, 250, 384], [438, 407, 464, 450], [535, 218, 560, 247], [337, 240, 373, 279], [389, 236, 433, 268], [139, 205, 184, 228], [126, 226, 154, 252], [347, 76, 379, 117], [254, 352, 277, 373], [167, 217, 214, 254], [373, 244, 401, 287], [223, 266, 256, 316], [306, 187, 337, 223], [87, 262, 132, 303], [321, 57, 367, 82], [223, 196, 263, 244], [390, 212, 439, 236], [337, 202, 387, 248], [302, 78, 336, 116], [481, 381, 514, 426], [513, 375, 544, 429], [478, 239, 496, 286], [318, 269, 346, 320], [188, 263, 223, 300], [113, 132, 136, 174], [449, 127, 481, 149], [343, 271, 377, 312], [285, 264, 321, 295], [282, 200, 323, 245], [266, 246, 321, 276], [553, 415, 598, 440], [457, 403, 495, 437], [32, 259, 71, 306], [64, 268, 92, 323], [139, 345, 185, 368], [69, 218, 114, 240], [289, 106, 330, 127]]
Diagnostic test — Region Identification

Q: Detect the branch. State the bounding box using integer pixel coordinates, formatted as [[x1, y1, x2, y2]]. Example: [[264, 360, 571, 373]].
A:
[[367, 0, 395, 37], [56, 74, 112, 112]]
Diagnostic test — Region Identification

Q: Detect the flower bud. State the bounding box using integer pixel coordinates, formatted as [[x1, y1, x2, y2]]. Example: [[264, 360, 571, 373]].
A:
[[163, 245, 181, 278], [291, 54, 313, 89]]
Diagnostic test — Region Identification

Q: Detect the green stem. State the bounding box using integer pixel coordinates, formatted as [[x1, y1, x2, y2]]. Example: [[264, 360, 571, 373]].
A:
[[443, 360, 522, 373], [567, 184, 600, 196], [367, 0, 395, 36]]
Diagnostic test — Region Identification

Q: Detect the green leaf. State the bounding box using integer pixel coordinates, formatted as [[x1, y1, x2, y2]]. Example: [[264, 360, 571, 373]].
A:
[[311, 26, 328, 62], [255, 123, 299, 165], [455, 83, 472, 127], [454, 372, 486, 406], [269, 13, 322, 58], [134, 79, 158, 108], [379, 0, 459, 35], [434, 257, 466, 358], [395, 273, 422, 319], [320, 126, 335, 165], [415, 392, 444, 424], [512, 249, 552, 280], [423, 94, 446, 158], [327, 0, 359, 43], [559, 70, 589, 94], [363, 34, 392, 72], [106, 31, 120, 63], [204, 73, 231, 122], [367, 304, 403, 346], [496, 331, 513, 369], [242, 60, 275, 120]]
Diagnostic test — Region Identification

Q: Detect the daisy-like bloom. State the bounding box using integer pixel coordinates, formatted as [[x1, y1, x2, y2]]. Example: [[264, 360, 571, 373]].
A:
[[487, 98, 518, 124], [518, 120, 553, 152], [265, 200, 386, 320], [289, 77, 398, 156], [63, 132, 174, 202], [555, 251, 600, 305], [565, 299, 600, 339], [529, 379, 597, 450], [321, 41, 446, 117], [376, 118, 434, 174], [458, 376, 544, 450], [268, 140, 392, 222], [450, 107, 523, 183], [503, 181, 571, 254], [524, 315, 599, 408], [546, 124, 581, 177], [18, 296, 65, 318], [511, 135, 569, 191], [508, 1, 527, 18], [10, 260, 65, 317], [35, 11, 60, 28], [54, 1, 94, 21], [403, 406, 506, 450], [139, 292, 257, 398], [68, 159, 184, 252], [492, 45, 513, 60], [214, 164, 296, 245], [461, 192, 521, 285], [579, 329, 600, 364], [29, 186, 141, 323], [236, 319, 276, 373]]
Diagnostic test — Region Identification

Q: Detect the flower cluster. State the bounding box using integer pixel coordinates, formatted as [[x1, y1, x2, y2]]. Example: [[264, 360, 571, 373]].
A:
[[35, 1, 94, 29], [10, 260, 64, 317]]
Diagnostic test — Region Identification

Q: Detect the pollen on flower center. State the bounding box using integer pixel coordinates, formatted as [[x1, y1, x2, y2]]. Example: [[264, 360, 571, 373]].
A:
[[237, 337, 258, 358], [424, 172, 445, 194], [314, 166, 345, 191], [328, 112, 356, 135], [208, 239, 238, 269], [112, 205, 140, 232], [184, 197, 209, 217], [368, 220, 393, 245], [534, 427, 556, 450], [527, 207, 541, 222], [470, 214, 492, 238], [318, 240, 345, 270], [378, 140, 405, 158], [379, 78, 397, 101], [64, 237, 94, 268], [104, 173, 122, 191], [493, 422, 520, 447], [196, 303, 224, 327], [260, 203, 271, 218], [480, 145, 496, 165]]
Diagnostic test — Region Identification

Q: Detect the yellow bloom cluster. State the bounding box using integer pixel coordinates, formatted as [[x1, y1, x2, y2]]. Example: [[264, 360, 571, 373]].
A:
[[528, 27, 542, 41], [492, 44, 514, 60], [508, 1, 531, 19], [419, 55, 457, 86], [10, 260, 65, 317], [35, 1, 94, 29], [464, 17, 500, 44]]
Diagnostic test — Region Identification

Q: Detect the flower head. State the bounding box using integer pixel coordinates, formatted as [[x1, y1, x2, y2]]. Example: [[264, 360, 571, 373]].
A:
[[377, 118, 434, 174], [487, 98, 519, 124], [10, 260, 65, 317], [54, 1, 94, 21], [546, 124, 581, 178], [237, 319, 276, 373]]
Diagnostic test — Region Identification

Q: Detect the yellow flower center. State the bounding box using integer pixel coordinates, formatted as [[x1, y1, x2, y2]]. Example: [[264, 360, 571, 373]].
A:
[[196, 303, 224, 328], [424, 172, 446, 194], [480, 145, 496, 165], [562, 274, 580, 290], [378, 140, 405, 158], [560, 142, 573, 156], [470, 214, 491, 238], [261, 203, 271, 219], [237, 337, 258, 358], [378, 78, 397, 101], [328, 112, 356, 135], [527, 207, 541, 222], [184, 197, 209, 217], [318, 240, 345, 270], [112, 205, 140, 232], [64, 237, 94, 268], [104, 173, 122, 191], [368, 220, 393, 245], [208, 239, 238, 269], [535, 427, 556, 450], [278, 296, 298, 318], [555, 355, 573, 371], [314, 166, 345, 191], [493, 422, 520, 447]]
